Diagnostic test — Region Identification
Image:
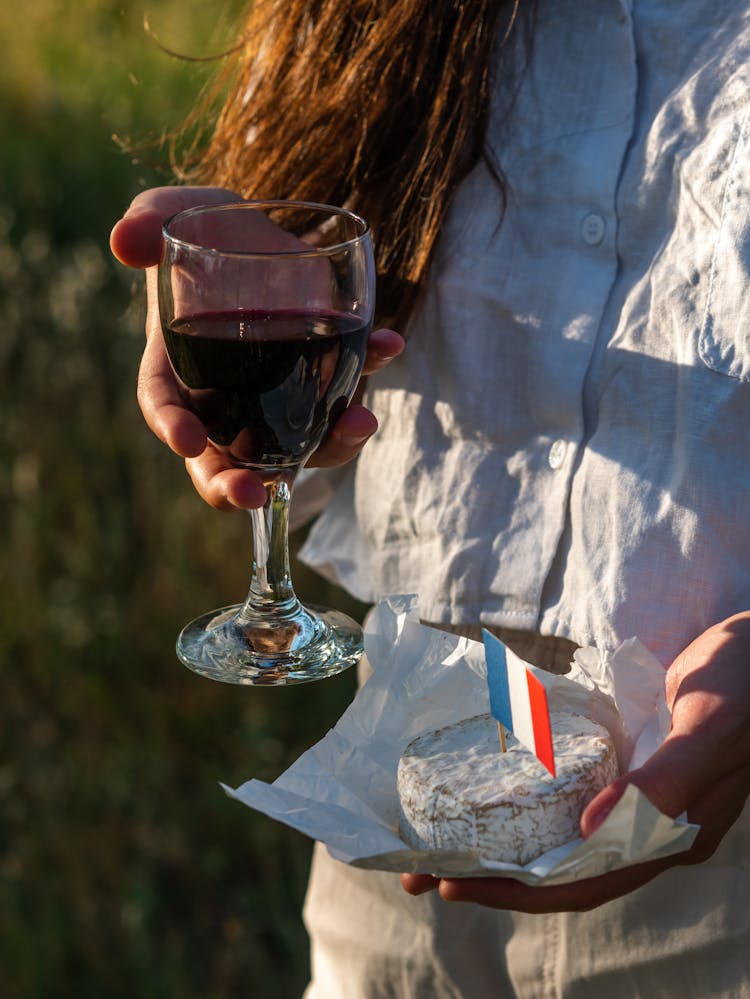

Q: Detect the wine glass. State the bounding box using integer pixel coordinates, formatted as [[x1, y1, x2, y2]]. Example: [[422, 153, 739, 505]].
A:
[[158, 201, 375, 685]]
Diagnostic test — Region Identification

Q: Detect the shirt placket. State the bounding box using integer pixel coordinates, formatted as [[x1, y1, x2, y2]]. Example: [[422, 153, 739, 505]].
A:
[[482, 0, 638, 632]]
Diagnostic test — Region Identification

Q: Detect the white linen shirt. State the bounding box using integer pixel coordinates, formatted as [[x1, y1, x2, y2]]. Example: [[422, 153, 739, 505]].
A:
[[299, 0, 750, 668], [301, 3, 750, 996]]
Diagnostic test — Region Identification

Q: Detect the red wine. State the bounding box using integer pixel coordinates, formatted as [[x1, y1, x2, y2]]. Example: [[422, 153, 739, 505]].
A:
[[162, 309, 369, 468]]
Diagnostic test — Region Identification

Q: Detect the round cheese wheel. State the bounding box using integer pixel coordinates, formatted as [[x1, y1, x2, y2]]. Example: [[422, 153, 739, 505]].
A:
[[397, 711, 618, 865]]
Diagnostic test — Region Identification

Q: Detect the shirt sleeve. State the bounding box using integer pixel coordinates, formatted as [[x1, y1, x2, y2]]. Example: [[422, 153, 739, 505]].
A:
[[290, 465, 350, 532]]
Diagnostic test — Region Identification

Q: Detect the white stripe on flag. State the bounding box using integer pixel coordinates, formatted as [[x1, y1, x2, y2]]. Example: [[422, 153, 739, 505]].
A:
[[506, 648, 535, 754]]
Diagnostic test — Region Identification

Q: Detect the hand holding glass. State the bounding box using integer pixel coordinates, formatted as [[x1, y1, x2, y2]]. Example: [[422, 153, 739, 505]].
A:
[[158, 201, 375, 684]]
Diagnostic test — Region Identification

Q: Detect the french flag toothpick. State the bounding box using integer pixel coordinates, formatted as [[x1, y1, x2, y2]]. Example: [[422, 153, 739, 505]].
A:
[[482, 629, 556, 777]]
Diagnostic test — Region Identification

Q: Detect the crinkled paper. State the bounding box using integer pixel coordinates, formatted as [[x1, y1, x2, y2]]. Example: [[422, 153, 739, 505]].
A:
[[223, 595, 698, 884]]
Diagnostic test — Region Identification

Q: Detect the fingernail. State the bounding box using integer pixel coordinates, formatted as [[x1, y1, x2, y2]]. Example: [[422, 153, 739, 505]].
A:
[[587, 806, 612, 834]]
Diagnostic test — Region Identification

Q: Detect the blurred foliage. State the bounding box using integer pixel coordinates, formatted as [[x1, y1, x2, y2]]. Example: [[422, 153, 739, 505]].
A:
[[0, 3, 363, 996]]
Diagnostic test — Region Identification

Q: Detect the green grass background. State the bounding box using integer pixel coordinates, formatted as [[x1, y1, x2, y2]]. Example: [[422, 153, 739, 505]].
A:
[[0, 3, 365, 995]]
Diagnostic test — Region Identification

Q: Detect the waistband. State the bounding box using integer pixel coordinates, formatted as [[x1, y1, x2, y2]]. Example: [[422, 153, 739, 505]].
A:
[[425, 622, 577, 675]]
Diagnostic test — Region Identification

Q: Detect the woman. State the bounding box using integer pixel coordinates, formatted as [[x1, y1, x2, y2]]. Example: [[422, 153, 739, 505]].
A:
[[111, 0, 750, 994]]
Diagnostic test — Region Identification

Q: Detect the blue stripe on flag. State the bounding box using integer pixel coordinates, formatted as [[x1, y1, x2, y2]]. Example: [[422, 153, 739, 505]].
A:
[[482, 629, 513, 733]]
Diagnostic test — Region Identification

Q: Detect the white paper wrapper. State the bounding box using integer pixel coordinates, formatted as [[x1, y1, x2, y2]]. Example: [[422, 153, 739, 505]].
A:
[[223, 595, 699, 884]]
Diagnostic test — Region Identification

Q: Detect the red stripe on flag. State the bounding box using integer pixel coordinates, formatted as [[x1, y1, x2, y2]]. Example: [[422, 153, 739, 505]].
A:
[[525, 671, 556, 776]]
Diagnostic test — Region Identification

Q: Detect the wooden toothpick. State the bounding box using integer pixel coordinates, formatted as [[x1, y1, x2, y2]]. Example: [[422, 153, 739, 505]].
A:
[[497, 723, 507, 753]]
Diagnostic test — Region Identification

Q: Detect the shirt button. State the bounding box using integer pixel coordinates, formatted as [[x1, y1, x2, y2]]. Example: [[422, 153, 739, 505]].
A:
[[581, 212, 606, 246], [548, 439, 567, 470]]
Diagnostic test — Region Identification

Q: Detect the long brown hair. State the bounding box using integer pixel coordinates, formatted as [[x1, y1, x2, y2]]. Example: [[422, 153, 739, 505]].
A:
[[175, 0, 530, 326]]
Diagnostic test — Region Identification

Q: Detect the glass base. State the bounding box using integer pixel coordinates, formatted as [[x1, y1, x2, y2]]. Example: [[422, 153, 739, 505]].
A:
[[175, 602, 363, 685]]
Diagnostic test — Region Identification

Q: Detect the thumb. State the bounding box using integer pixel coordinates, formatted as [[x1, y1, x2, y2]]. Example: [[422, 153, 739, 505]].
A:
[[110, 186, 242, 269], [110, 207, 165, 268], [581, 733, 708, 838]]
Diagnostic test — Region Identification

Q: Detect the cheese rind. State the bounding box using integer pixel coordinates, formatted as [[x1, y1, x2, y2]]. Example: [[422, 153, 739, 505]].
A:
[[397, 711, 618, 865]]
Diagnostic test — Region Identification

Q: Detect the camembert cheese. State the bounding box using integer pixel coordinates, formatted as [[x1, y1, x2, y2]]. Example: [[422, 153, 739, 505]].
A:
[[397, 711, 618, 865]]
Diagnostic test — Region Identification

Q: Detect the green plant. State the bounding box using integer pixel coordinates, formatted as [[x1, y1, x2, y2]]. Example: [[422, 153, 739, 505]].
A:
[[0, 4, 364, 995]]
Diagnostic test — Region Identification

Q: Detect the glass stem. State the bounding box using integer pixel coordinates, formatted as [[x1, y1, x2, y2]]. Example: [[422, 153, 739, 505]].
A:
[[239, 469, 301, 622]]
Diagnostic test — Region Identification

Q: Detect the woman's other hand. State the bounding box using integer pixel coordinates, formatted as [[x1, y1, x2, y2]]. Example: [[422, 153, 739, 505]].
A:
[[402, 612, 750, 912], [110, 187, 404, 510]]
